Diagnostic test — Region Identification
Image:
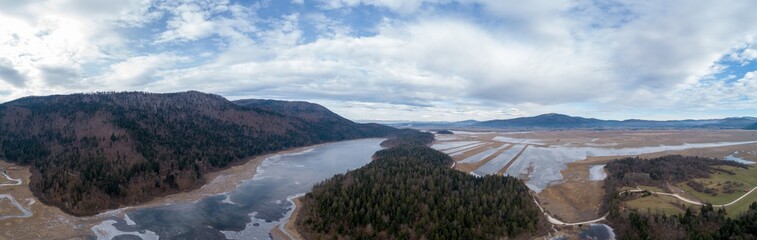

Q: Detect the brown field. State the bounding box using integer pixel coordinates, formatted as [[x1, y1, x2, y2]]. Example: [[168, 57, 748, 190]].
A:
[[0, 198, 23, 216], [537, 158, 608, 222], [0, 160, 92, 240]]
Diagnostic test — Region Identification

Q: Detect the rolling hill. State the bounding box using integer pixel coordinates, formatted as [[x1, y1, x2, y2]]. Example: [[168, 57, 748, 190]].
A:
[[473, 113, 757, 130], [0, 91, 400, 215]]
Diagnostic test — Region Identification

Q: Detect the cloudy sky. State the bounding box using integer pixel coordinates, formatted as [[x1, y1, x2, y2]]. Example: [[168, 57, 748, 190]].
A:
[[1, 0, 756, 121]]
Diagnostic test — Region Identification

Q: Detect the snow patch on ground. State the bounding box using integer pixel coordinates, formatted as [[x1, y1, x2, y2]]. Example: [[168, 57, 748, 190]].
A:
[[0, 170, 22, 187], [589, 165, 608, 181], [0, 194, 32, 220], [724, 153, 755, 164]]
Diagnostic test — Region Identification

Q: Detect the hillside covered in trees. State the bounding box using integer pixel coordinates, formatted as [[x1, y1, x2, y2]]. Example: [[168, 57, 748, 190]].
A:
[[602, 156, 757, 238], [296, 144, 547, 239], [0, 91, 401, 215], [603, 155, 747, 193]]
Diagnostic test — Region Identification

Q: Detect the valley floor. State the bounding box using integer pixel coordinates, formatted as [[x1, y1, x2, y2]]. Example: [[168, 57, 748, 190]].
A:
[[431, 129, 757, 238]]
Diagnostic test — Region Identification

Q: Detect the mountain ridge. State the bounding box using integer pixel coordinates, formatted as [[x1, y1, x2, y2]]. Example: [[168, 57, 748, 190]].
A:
[[384, 113, 757, 130], [0, 91, 402, 216], [475, 113, 757, 129]]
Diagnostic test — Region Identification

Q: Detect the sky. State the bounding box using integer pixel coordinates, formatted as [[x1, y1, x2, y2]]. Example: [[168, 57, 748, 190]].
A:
[[0, 0, 756, 121]]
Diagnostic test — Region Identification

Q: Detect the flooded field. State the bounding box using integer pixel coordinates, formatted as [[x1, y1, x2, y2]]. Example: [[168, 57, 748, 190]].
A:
[[433, 130, 757, 192], [432, 130, 757, 228]]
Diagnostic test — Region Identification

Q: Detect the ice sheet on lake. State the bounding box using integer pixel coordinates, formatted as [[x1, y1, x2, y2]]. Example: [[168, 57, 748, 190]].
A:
[[449, 144, 490, 157], [431, 141, 480, 150], [124, 214, 136, 226], [493, 136, 545, 144], [444, 142, 487, 155], [589, 165, 607, 180], [460, 144, 511, 164], [506, 140, 757, 192], [91, 220, 159, 240], [473, 144, 527, 176]]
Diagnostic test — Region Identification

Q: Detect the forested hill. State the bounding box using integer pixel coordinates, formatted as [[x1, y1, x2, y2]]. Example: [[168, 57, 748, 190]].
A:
[[0, 91, 399, 216], [233, 99, 395, 139], [297, 142, 547, 239]]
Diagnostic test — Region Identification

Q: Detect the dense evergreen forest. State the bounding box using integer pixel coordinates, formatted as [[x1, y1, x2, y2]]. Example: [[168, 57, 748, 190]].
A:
[[297, 141, 546, 239], [603, 155, 757, 239], [0, 91, 400, 215]]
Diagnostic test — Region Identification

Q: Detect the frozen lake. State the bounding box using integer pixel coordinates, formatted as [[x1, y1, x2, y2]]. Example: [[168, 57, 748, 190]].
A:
[[91, 138, 384, 239]]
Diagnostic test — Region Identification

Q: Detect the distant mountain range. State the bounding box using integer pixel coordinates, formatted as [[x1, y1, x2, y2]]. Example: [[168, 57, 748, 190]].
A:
[[388, 113, 757, 130], [0, 91, 402, 215]]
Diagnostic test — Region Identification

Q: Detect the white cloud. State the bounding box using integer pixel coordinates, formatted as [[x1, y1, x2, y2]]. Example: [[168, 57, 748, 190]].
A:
[[2, 0, 757, 121], [157, 3, 218, 42], [90, 53, 187, 89]]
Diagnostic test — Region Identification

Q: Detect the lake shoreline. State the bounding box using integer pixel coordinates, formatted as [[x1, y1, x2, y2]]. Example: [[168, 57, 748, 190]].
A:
[[271, 195, 305, 240], [0, 140, 344, 239]]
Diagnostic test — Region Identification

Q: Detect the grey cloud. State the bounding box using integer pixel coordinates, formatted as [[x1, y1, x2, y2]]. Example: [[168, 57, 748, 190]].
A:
[[40, 66, 81, 87], [0, 60, 27, 87]]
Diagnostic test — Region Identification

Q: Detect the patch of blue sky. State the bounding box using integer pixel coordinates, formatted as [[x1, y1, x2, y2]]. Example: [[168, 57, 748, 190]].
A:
[[715, 60, 757, 83], [711, 46, 757, 82]]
